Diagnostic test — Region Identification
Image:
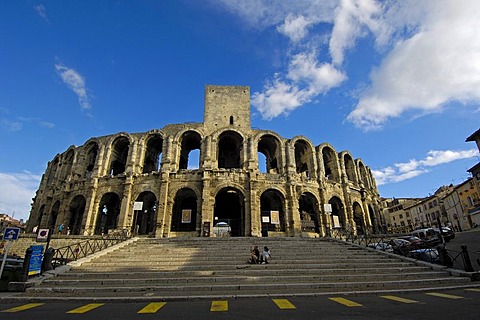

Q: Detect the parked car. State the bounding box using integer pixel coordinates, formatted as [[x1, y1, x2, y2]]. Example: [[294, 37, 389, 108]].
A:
[[388, 238, 412, 255], [397, 235, 428, 249], [411, 228, 441, 246], [368, 241, 394, 253], [433, 227, 455, 241], [409, 248, 440, 264]]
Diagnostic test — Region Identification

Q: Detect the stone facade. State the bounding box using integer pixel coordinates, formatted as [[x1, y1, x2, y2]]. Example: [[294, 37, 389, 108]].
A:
[[27, 85, 382, 238]]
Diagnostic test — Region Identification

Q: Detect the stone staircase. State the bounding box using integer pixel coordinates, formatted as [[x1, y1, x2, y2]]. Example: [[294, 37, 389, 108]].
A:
[[21, 237, 474, 300]]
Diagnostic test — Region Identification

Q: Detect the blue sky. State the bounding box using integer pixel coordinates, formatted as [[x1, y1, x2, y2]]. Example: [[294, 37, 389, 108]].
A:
[[1, 0, 479, 222]]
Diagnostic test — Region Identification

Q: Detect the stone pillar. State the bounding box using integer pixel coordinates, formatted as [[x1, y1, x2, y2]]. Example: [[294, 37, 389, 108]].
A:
[[201, 171, 213, 237], [118, 175, 135, 231]]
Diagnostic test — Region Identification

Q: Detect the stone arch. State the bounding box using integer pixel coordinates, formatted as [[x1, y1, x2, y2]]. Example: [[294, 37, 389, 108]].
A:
[[342, 152, 357, 183], [329, 196, 346, 229], [95, 192, 121, 235], [49, 201, 60, 230], [171, 188, 198, 232], [36, 204, 46, 229], [298, 192, 320, 233], [257, 134, 282, 174], [214, 187, 245, 236], [142, 133, 163, 173], [134, 191, 157, 235], [178, 130, 202, 170], [260, 189, 286, 233], [356, 159, 370, 188], [320, 144, 340, 182], [60, 148, 75, 181], [84, 141, 99, 178], [368, 204, 377, 233], [293, 138, 315, 179], [217, 130, 244, 169], [68, 195, 86, 235], [109, 136, 130, 176], [46, 156, 60, 185], [353, 201, 364, 235]]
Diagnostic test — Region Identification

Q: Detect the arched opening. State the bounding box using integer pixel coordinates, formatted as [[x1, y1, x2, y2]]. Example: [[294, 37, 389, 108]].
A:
[[46, 157, 59, 185], [322, 147, 339, 182], [294, 140, 313, 179], [218, 131, 243, 169], [61, 150, 74, 181], [214, 187, 245, 236], [179, 131, 201, 170], [95, 193, 121, 235], [134, 191, 157, 235], [329, 197, 345, 229], [49, 201, 60, 230], [68, 195, 86, 235], [171, 188, 197, 232], [143, 134, 163, 173], [358, 162, 370, 188], [298, 192, 320, 233], [85, 142, 98, 178], [353, 202, 364, 235], [109, 137, 129, 176], [258, 134, 281, 174], [344, 154, 356, 183], [368, 204, 377, 233], [36, 204, 45, 229], [260, 189, 286, 235]]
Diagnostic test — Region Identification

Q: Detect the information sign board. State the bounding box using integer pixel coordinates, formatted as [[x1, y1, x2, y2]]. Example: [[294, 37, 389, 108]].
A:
[[28, 245, 44, 276]]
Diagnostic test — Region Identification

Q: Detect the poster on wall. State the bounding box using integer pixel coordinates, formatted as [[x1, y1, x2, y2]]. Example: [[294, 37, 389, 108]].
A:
[[332, 215, 341, 228], [181, 209, 192, 223], [270, 210, 280, 225]]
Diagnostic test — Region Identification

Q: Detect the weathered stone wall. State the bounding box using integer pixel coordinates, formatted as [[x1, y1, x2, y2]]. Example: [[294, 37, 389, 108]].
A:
[[27, 85, 383, 239]]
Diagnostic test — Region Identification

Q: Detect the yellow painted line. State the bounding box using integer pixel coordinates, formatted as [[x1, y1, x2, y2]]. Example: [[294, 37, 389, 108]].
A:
[[329, 297, 363, 307], [66, 303, 105, 314], [380, 295, 419, 304], [272, 299, 296, 309], [210, 300, 228, 312], [466, 288, 480, 292], [425, 292, 463, 300], [1, 303, 44, 313], [137, 302, 167, 314]]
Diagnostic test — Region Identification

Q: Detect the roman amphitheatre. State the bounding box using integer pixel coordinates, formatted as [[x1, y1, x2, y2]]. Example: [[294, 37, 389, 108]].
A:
[[27, 85, 382, 238]]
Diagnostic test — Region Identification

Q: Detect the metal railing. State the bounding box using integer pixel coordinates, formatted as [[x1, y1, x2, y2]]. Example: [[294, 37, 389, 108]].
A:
[[51, 229, 130, 268], [328, 227, 480, 274]]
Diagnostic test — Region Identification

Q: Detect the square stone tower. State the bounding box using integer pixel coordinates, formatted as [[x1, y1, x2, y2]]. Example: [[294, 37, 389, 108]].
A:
[[203, 85, 250, 134]]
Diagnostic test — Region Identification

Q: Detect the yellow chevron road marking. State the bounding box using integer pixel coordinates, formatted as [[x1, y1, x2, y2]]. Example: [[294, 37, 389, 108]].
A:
[[329, 297, 363, 307], [380, 295, 419, 304], [66, 303, 105, 314], [210, 300, 228, 312], [426, 292, 463, 300], [1, 303, 44, 313], [466, 288, 480, 292], [272, 299, 296, 309], [137, 302, 167, 313]]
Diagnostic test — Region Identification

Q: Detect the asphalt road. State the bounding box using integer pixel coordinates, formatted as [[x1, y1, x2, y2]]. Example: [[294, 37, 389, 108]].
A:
[[1, 288, 480, 320], [443, 228, 480, 270]]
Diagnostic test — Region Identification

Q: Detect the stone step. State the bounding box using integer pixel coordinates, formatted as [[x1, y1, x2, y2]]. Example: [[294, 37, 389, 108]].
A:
[[25, 277, 471, 298], [43, 271, 452, 287], [54, 265, 437, 279]]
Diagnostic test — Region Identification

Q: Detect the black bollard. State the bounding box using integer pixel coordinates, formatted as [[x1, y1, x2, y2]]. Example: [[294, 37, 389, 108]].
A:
[[461, 244, 474, 272], [19, 248, 33, 282], [41, 247, 55, 272], [437, 245, 453, 267]]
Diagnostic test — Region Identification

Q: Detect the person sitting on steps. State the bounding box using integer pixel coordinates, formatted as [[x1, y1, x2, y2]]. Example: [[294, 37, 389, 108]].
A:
[[248, 245, 260, 264], [260, 246, 272, 264]]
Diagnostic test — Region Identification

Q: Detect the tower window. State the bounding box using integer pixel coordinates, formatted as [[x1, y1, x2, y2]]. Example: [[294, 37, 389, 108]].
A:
[[230, 116, 234, 125]]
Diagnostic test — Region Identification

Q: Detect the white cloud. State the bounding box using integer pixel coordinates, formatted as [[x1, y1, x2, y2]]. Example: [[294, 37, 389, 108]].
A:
[[252, 52, 346, 119], [372, 149, 479, 185], [0, 119, 22, 131], [55, 64, 91, 110], [347, 0, 480, 130], [277, 14, 311, 43], [34, 4, 49, 23], [0, 172, 41, 221]]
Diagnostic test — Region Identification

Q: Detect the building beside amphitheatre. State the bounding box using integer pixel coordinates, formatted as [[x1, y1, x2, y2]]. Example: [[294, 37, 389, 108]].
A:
[[28, 85, 383, 238]]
